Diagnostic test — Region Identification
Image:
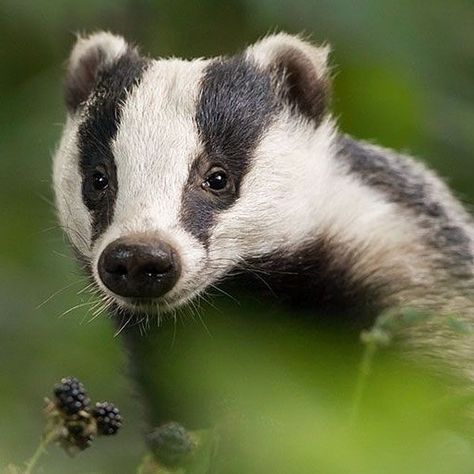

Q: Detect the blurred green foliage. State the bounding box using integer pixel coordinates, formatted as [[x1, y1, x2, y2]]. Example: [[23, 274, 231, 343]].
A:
[[0, 0, 473, 472]]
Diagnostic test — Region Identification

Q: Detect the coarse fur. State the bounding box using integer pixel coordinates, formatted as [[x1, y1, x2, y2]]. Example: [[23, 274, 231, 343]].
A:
[[53, 32, 474, 423]]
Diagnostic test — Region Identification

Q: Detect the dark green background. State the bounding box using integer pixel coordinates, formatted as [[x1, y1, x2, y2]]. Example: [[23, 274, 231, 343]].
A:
[[0, 1, 473, 472]]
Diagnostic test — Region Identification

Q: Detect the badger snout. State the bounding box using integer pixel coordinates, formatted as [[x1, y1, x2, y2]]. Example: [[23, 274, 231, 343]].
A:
[[98, 234, 181, 299]]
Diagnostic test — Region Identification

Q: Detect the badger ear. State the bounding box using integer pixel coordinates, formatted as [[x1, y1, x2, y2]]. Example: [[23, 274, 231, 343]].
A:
[[65, 32, 131, 113], [247, 33, 330, 123]]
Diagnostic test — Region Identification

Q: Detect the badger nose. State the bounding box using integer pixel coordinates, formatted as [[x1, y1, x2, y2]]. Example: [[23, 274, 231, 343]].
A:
[[98, 235, 181, 298]]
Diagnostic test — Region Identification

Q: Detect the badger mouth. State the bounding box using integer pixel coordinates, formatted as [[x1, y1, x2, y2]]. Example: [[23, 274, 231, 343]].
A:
[[119, 295, 186, 314], [93, 263, 213, 323]]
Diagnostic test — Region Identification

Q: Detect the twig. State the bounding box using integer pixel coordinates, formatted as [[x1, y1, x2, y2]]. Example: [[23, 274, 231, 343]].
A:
[[24, 427, 60, 474]]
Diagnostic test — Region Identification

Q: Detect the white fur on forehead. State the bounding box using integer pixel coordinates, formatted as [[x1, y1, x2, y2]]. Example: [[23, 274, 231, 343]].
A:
[[246, 33, 330, 76], [110, 58, 208, 231]]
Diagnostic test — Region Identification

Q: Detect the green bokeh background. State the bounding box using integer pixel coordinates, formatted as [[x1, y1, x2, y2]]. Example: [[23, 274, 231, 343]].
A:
[[0, 1, 473, 472]]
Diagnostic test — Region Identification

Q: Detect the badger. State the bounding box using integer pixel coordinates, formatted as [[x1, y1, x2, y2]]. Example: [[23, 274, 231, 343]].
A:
[[53, 32, 474, 429]]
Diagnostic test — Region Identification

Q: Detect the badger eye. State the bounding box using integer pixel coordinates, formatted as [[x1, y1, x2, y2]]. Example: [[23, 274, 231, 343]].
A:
[[92, 171, 109, 191], [202, 169, 228, 192]]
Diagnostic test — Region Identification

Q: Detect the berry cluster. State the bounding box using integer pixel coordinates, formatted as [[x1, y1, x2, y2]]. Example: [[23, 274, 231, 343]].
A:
[[93, 402, 123, 436], [54, 377, 90, 415], [47, 376, 123, 455]]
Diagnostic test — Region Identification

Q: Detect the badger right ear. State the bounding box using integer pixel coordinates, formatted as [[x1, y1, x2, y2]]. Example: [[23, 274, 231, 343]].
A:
[[65, 32, 130, 114], [247, 33, 331, 124]]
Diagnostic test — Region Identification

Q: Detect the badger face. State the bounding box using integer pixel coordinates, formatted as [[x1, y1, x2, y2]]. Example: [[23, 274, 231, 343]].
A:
[[53, 32, 332, 316]]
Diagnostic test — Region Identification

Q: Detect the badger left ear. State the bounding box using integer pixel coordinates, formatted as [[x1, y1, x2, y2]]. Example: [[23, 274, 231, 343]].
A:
[[247, 33, 331, 123], [65, 32, 132, 114]]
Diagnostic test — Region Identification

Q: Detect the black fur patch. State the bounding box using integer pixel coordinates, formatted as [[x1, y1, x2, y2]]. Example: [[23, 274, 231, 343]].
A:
[[77, 50, 148, 242], [180, 55, 279, 244], [222, 235, 388, 330], [338, 135, 473, 274]]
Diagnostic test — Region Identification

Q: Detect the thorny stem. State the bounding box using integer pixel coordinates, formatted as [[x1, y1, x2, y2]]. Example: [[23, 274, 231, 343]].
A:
[[24, 427, 60, 474]]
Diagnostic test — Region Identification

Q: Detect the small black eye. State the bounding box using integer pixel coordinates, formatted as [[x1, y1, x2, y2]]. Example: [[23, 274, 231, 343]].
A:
[[203, 170, 228, 192], [92, 171, 109, 191]]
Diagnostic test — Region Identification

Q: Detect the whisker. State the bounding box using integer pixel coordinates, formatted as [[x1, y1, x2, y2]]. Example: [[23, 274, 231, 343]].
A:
[[208, 284, 241, 305], [197, 291, 219, 312], [36, 279, 85, 309], [52, 250, 75, 260], [171, 310, 178, 349], [81, 299, 102, 324], [114, 313, 134, 338], [242, 268, 276, 296], [58, 300, 96, 319], [77, 281, 96, 295], [36, 192, 55, 207], [195, 299, 212, 337], [85, 299, 109, 324]]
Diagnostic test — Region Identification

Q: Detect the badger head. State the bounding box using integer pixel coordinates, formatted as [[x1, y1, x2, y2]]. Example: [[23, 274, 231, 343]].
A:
[[53, 32, 334, 319]]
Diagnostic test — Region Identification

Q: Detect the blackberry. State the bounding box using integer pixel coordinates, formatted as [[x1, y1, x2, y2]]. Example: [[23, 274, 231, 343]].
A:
[[53, 377, 90, 415], [147, 422, 194, 467], [93, 402, 122, 435]]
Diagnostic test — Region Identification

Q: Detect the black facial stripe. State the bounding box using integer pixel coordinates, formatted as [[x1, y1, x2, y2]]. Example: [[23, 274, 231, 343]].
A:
[[78, 50, 149, 242], [180, 55, 280, 244], [338, 134, 473, 274]]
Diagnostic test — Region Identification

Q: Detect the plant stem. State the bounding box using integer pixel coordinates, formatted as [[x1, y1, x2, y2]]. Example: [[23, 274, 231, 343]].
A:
[[24, 428, 59, 474], [350, 337, 378, 425]]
